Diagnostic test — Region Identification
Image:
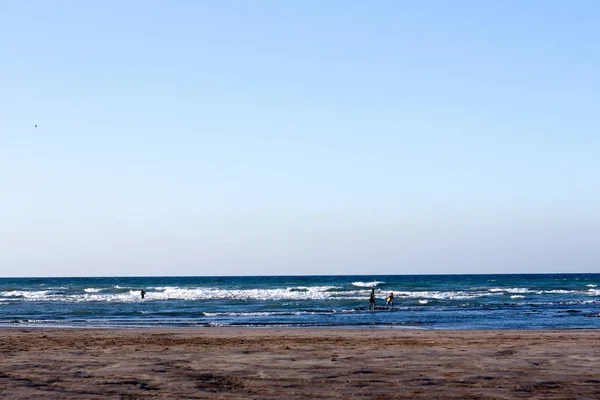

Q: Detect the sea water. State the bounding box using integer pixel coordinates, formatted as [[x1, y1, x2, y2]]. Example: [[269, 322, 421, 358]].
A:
[[0, 274, 599, 329]]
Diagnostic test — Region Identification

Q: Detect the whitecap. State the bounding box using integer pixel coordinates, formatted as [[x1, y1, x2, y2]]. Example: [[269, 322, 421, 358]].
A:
[[396, 290, 494, 300], [2, 285, 362, 303], [489, 288, 532, 294], [351, 281, 384, 288], [0, 290, 50, 300], [108, 285, 346, 302], [506, 288, 533, 294], [203, 311, 319, 317], [543, 290, 576, 294]]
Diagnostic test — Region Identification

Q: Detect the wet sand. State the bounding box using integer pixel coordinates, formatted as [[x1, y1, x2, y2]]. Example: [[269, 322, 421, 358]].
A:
[[1, 328, 599, 399]]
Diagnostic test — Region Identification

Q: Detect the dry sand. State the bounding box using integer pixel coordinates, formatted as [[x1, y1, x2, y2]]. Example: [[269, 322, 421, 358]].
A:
[[1, 328, 599, 399]]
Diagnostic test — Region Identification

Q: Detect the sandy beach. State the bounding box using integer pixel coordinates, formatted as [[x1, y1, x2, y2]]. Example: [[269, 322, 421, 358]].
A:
[[0, 328, 599, 399]]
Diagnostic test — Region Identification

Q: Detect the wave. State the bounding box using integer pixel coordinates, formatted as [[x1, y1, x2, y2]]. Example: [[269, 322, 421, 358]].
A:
[[0, 319, 66, 324], [543, 289, 577, 294], [396, 290, 497, 300], [203, 311, 327, 317], [148, 286, 343, 301], [2, 284, 598, 303], [489, 288, 532, 294], [0, 288, 514, 303], [351, 281, 384, 288], [0, 290, 51, 300], [489, 288, 590, 295], [0, 286, 344, 303]]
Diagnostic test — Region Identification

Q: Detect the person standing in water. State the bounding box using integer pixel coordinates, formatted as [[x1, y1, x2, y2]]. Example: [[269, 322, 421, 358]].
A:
[[140, 290, 146, 299], [369, 288, 376, 310], [386, 292, 394, 309]]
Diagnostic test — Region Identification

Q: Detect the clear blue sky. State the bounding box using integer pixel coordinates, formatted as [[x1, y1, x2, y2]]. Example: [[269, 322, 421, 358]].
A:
[[1, 1, 599, 277]]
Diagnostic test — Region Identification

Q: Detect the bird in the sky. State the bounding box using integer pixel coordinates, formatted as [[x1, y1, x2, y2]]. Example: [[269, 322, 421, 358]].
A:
[[35, 125, 37, 128]]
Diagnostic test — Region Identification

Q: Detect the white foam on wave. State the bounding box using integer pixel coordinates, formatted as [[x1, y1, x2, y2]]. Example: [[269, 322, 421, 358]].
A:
[[148, 285, 341, 301], [24, 285, 345, 303], [0, 290, 51, 300], [587, 289, 600, 296], [4, 285, 581, 303], [1, 285, 346, 303], [0, 289, 144, 303], [203, 311, 317, 317], [542, 290, 576, 294], [396, 290, 495, 300], [351, 281, 384, 288], [510, 295, 525, 299], [80, 290, 142, 302], [1, 287, 496, 302], [586, 284, 597, 288], [491, 288, 579, 295], [418, 300, 428, 304], [506, 288, 533, 293], [488, 288, 532, 294]]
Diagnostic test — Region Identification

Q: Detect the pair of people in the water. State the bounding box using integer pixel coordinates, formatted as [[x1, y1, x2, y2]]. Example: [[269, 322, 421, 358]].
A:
[[369, 289, 394, 310]]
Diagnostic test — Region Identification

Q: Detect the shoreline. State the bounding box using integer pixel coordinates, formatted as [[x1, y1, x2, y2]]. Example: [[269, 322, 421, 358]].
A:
[[1, 328, 600, 398], [2, 325, 599, 331]]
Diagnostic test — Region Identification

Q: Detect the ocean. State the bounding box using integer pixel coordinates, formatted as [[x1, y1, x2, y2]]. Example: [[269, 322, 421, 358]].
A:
[[1, 274, 599, 330]]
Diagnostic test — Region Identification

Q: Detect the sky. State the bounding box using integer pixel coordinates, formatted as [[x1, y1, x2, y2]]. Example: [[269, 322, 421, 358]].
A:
[[1, 1, 599, 277]]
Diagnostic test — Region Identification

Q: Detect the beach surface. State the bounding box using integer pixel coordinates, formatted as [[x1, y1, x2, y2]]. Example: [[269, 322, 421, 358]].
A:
[[1, 328, 599, 399]]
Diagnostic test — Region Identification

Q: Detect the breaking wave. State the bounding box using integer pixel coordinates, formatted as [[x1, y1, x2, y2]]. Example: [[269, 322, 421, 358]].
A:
[[351, 281, 384, 288]]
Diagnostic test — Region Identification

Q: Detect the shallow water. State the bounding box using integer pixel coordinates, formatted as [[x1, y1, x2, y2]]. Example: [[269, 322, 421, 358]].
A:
[[1, 274, 599, 329]]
